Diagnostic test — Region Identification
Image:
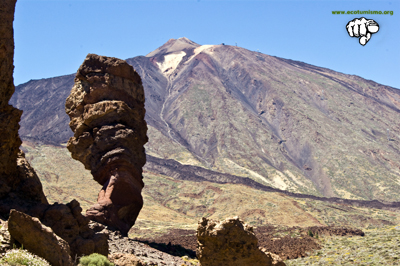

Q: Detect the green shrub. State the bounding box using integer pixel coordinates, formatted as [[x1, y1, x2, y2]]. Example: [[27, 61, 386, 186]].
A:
[[79, 253, 114, 266], [0, 248, 51, 266]]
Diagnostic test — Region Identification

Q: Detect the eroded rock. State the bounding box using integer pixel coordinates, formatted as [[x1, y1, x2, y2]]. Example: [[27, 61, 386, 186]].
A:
[[0, 0, 21, 192], [8, 209, 74, 266], [196, 217, 286, 266], [0, 221, 13, 254], [0, 0, 48, 216], [14, 150, 47, 203], [0, 0, 108, 260], [65, 54, 148, 235], [39, 199, 108, 257], [3, 199, 109, 258]]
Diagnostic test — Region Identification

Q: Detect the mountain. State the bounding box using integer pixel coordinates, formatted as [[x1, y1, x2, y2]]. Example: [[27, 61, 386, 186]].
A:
[[11, 37, 400, 202], [11, 73, 75, 145]]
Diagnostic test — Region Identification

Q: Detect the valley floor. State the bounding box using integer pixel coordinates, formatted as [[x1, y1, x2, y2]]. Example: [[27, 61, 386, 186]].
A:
[[286, 225, 400, 265], [21, 141, 400, 265]]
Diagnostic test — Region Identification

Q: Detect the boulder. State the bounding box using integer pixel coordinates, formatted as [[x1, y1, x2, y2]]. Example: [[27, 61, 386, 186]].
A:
[[196, 217, 285, 266], [65, 54, 148, 235], [38, 199, 109, 257], [8, 209, 74, 266], [15, 151, 48, 203]]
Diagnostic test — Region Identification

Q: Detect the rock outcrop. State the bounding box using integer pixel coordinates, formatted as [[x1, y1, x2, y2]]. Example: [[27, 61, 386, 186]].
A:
[[65, 54, 148, 235], [37, 199, 109, 257], [0, 0, 108, 260], [0, 0, 48, 216], [0, 220, 13, 254], [4, 200, 108, 258], [196, 217, 286, 266], [8, 209, 74, 266], [0, 0, 20, 183], [0, 151, 48, 215]]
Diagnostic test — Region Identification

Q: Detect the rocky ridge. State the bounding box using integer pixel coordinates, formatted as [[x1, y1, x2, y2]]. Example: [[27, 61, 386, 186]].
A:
[[145, 154, 400, 211]]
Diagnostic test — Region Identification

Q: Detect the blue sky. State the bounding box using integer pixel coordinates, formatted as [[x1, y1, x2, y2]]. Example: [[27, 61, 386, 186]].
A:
[[14, 0, 399, 89]]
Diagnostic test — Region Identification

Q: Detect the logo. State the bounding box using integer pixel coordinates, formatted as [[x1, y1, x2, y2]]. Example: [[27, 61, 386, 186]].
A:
[[346, 17, 379, 46]]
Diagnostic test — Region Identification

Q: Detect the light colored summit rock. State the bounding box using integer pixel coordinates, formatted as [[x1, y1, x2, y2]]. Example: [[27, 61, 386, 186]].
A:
[[146, 37, 199, 57], [157, 51, 186, 76]]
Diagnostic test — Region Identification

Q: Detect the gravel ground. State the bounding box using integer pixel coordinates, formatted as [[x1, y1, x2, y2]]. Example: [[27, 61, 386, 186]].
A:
[[108, 230, 198, 266]]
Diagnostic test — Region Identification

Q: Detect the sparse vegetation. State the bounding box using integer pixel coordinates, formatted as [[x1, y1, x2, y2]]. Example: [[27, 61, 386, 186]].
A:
[[182, 255, 199, 265], [22, 142, 400, 241], [286, 225, 400, 265], [20, 141, 400, 265], [0, 248, 50, 266], [79, 253, 114, 266]]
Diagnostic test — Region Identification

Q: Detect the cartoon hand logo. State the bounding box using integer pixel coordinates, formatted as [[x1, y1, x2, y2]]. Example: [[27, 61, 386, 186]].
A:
[[346, 17, 379, 46]]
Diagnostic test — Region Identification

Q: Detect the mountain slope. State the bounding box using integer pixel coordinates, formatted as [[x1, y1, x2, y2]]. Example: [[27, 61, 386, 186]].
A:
[[11, 38, 400, 201], [11, 74, 75, 145], [130, 38, 400, 200]]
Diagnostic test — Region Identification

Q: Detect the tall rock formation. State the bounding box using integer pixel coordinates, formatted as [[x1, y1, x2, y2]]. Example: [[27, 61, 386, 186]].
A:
[[196, 217, 285, 266], [65, 54, 148, 235], [0, 0, 47, 214], [0, 0, 22, 197]]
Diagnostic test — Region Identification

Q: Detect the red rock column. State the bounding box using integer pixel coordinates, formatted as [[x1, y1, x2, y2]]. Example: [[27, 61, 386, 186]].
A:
[[65, 54, 148, 235]]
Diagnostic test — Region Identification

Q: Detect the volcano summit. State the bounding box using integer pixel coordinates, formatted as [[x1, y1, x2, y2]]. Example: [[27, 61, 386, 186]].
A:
[[11, 37, 400, 202]]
